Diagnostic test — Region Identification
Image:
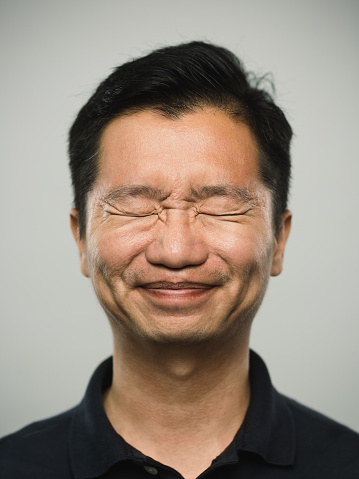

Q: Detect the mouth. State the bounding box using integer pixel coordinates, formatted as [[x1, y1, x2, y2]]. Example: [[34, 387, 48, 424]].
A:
[[139, 282, 216, 304], [141, 281, 214, 290]]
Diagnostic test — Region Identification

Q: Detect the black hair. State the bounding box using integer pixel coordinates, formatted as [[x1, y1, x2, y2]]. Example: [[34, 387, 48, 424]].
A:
[[69, 41, 292, 237]]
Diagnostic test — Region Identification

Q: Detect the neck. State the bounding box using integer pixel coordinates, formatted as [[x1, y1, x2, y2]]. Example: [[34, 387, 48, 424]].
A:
[[104, 328, 251, 479]]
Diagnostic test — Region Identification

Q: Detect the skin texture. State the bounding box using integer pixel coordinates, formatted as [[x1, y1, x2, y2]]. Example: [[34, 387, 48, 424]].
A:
[[71, 107, 291, 479]]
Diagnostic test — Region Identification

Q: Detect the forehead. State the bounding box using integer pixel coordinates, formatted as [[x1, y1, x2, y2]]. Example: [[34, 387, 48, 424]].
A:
[[96, 108, 262, 193]]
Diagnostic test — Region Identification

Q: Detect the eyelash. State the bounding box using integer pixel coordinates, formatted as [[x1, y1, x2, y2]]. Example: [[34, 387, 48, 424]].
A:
[[110, 212, 247, 218], [107, 211, 156, 217], [104, 206, 251, 219], [201, 213, 243, 217], [198, 209, 250, 217]]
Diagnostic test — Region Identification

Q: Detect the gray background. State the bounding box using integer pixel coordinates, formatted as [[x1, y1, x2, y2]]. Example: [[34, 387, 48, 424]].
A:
[[1, 0, 358, 436]]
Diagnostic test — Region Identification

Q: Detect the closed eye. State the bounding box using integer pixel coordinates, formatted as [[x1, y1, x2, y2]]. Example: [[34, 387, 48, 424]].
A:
[[102, 202, 159, 217], [198, 208, 251, 217], [106, 209, 158, 217]]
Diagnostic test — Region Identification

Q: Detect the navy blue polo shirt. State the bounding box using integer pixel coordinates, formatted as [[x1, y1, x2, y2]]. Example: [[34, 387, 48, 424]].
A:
[[1, 351, 359, 478]]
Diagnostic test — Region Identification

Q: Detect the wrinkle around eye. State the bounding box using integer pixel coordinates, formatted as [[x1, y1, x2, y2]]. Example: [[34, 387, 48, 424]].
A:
[[99, 197, 160, 217], [106, 209, 158, 218], [198, 208, 252, 219], [101, 203, 160, 219]]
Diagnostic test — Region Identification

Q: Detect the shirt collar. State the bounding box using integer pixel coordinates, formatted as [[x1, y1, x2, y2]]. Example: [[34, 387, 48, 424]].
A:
[[234, 350, 296, 465], [70, 358, 140, 478], [69, 350, 296, 477]]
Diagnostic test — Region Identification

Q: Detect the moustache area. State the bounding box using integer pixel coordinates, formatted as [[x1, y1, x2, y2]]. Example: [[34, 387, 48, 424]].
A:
[[122, 268, 231, 289]]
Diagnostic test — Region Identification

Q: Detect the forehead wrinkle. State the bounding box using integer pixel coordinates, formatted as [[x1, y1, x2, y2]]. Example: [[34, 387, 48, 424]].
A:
[[190, 184, 258, 205]]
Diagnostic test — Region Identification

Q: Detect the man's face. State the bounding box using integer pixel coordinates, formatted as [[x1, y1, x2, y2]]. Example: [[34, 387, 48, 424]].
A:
[[71, 108, 291, 344]]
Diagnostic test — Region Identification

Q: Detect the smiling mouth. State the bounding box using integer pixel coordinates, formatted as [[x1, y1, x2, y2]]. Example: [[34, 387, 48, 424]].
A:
[[141, 282, 214, 290], [139, 282, 215, 304]]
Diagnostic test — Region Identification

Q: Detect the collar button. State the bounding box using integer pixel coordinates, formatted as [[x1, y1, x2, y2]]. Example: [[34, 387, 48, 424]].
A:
[[144, 465, 158, 475]]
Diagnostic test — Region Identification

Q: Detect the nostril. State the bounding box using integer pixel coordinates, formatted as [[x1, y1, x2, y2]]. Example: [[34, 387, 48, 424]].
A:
[[145, 245, 208, 269], [145, 236, 208, 268]]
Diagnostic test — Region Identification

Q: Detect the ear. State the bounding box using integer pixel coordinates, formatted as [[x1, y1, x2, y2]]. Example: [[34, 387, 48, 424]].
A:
[[271, 210, 292, 277], [70, 208, 89, 277]]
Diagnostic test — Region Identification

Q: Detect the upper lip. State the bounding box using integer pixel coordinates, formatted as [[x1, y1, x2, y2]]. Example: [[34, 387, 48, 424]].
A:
[[140, 282, 214, 290]]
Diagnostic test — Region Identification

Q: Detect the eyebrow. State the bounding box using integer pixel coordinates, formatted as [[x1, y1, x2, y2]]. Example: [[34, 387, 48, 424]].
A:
[[190, 185, 257, 204], [102, 185, 166, 204], [101, 184, 257, 205]]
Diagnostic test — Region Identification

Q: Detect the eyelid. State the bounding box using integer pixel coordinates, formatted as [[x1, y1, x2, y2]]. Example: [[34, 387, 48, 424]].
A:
[[106, 209, 157, 217], [103, 203, 159, 217], [199, 207, 252, 216]]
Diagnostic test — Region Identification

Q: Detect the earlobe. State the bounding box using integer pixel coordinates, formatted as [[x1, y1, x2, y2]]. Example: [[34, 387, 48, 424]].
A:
[[271, 210, 292, 277], [70, 209, 89, 278]]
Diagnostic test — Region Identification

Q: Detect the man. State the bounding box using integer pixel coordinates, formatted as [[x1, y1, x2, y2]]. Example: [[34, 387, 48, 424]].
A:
[[1, 41, 358, 478]]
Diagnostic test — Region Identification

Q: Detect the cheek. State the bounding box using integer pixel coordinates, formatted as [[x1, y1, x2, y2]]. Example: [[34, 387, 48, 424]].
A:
[[210, 225, 273, 277], [86, 227, 150, 280]]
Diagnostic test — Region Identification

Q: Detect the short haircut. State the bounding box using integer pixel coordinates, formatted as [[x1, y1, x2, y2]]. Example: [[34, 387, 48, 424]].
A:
[[69, 41, 292, 237]]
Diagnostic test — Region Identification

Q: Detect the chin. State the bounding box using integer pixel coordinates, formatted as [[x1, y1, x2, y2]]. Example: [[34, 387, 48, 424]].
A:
[[129, 314, 251, 347], [144, 328, 214, 346]]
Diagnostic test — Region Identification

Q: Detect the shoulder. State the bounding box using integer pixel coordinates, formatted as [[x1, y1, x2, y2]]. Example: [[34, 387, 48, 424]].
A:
[[284, 395, 359, 475], [0, 408, 75, 479]]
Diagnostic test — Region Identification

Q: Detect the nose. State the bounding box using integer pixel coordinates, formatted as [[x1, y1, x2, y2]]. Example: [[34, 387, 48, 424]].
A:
[[145, 209, 209, 269]]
